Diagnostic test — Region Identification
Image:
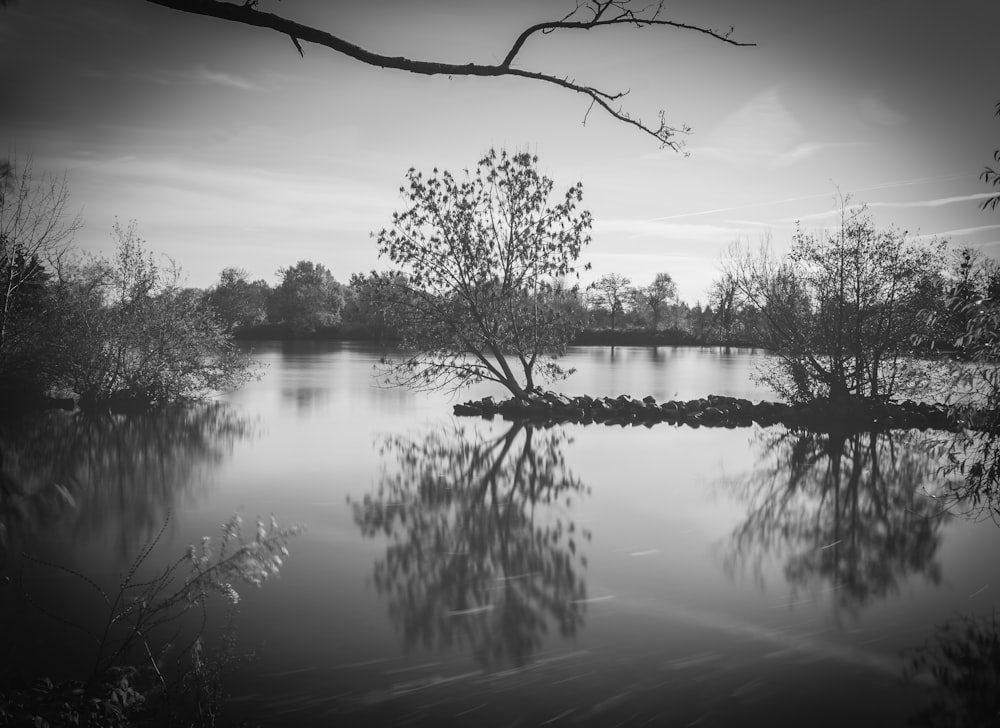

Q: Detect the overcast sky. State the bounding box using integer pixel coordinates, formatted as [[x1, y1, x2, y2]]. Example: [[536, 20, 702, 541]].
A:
[[3, 0, 999, 303]]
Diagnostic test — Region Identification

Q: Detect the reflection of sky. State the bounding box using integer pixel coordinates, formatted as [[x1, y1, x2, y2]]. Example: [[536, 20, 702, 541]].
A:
[[3, 0, 999, 304], [6, 344, 998, 723]]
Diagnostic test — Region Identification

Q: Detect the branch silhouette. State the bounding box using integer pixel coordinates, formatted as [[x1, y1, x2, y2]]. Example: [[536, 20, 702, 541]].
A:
[[144, 0, 753, 151]]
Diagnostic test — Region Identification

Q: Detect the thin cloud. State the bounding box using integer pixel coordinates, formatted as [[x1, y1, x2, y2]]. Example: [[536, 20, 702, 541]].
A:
[[194, 67, 259, 91], [594, 218, 739, 242], [649, 174, 963, 222], [77, 65, 262, 91], [772, 141, 865, 167], [911, 224, 1000, 240], [785, 192, 998, 223]]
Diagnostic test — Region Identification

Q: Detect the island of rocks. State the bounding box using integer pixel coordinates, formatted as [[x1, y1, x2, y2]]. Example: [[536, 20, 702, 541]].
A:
[[453, 392, 985, 433]]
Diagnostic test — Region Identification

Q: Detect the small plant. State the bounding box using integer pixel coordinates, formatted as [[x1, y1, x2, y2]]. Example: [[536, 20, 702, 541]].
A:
[[3, 511, 302, 727]]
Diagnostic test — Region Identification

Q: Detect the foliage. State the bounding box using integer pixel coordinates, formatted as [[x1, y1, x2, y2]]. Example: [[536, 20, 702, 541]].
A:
[[633, 272, 677, 330], [270, 260, 345, 334], [918, 249, 1000, 523], [203, 267, 269, 333], [587, 273, 632, 332], [54, 221, 257, 408], [2, 512, 301, 727], [724, 205, 945, 403], [0, 154, 80, 394], [904, 611, 1000, 727], [340, 270, 409, 339], [373, 148, 592, 397], [981, 100, 1000, 212]]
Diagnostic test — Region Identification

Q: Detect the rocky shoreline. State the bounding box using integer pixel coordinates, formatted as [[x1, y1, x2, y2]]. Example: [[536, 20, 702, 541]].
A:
[[453, 392, 987, 433]]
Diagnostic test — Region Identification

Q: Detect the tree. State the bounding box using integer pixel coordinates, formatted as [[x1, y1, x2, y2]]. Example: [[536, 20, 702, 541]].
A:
[[204, 266, 269, 333], [141, 0, 751, 150], [0, 154, 80, 386], [634, 271, 676, 330], [374, 148, 591, 398], [724, 204, 945, 404], [270, 260, 344, 334], [587, 273, 631, 332], [708, 270, 741, 343], [342, 270, 409, 339], [57, 220, 256, 408]]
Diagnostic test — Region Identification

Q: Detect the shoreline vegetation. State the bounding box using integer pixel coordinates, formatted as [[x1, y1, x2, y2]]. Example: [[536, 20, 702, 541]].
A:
[[2, 150, 996, 429]]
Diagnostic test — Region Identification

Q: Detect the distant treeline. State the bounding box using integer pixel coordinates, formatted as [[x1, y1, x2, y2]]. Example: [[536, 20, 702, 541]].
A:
[[210, 263, 765, 347]]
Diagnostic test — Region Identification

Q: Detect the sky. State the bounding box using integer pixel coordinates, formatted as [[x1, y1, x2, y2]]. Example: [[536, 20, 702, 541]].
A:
[[2, 0, 999, 304]]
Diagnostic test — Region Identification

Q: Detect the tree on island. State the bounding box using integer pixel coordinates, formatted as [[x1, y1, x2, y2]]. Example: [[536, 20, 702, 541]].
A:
[[373, 148, 591, 398], [724, 203, 944, 404], [141, 0, 751, 150]]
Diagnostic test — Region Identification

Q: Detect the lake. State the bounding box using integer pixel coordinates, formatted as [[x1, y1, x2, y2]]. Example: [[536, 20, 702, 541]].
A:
[[2, 342, 998, 726]]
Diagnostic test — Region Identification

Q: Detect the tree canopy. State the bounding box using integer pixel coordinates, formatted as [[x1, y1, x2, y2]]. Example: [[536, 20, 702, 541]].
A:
[[374, 148, 591, 397], [724, 204, 945, 404]]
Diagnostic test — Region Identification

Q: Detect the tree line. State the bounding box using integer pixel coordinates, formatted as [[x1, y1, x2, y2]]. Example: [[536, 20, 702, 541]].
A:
[[3, 148, 998, 410]]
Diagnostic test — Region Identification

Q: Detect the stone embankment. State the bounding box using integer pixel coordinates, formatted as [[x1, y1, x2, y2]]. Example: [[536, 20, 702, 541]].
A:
[[453, 392, 979, 433]]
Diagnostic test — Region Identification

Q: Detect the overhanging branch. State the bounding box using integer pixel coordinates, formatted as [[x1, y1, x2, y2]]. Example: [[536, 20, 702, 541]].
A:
[[143, 0, 753, 150]]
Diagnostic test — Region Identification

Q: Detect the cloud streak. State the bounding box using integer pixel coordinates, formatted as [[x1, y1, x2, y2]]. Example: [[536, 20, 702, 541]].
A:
[[784, 192, 998, 223]]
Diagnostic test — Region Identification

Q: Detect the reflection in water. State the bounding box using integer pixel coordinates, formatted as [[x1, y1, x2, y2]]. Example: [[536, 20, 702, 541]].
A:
[[0, 404, 256, 558], [904, 611, 1000, 727], [351, 422, 589, 670], [721, 429, 947, 616], [937, 429, 1000, 524]]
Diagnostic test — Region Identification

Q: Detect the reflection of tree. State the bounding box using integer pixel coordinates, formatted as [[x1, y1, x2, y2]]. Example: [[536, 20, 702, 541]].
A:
[[904, 611, 1000, 727], [0, 404, 256, 557], [351, 422, 589, 669], [936, 428, 1000, 525], [721, 428, 946, 617]]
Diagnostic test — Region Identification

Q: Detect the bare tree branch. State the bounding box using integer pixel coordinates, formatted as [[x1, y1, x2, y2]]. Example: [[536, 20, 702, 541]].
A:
[[143, 0, 753, 151]]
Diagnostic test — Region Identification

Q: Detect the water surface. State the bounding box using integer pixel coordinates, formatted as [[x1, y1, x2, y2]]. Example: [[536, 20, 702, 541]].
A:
[[2, 342, 997, 726]]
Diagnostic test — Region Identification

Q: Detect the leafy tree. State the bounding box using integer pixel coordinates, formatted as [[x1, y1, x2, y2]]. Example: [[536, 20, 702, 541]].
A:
[[141, 0, 751, 150], [373, 148, 591, 398], [270, 260, 344, 334], [587, 273, 631, 332], [918, 248, 1000, 521], [725, 206, 945, 403], [57, 221, 255, 408], [204, 267, 269, 333], [633, 271, 676, 330]]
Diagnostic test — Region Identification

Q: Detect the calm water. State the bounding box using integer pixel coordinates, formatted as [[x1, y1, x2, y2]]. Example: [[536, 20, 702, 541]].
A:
[[2, 342, 998, 726]]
